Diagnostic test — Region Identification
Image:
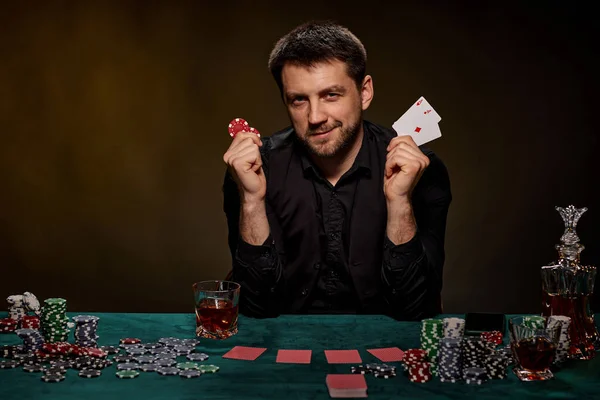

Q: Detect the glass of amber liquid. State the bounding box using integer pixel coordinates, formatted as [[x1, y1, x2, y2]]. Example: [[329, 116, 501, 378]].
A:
[[193, 280, 240, 339], [508, 316, 562, 381]]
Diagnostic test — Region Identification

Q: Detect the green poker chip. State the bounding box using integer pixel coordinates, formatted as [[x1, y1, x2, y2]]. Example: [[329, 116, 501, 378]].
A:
[[116, 370, 139, 379], [198, 364, 219, 373], [176, 362, 199, 370]]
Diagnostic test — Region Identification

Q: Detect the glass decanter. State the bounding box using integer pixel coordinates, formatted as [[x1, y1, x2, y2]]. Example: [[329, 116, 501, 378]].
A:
[[541, 205, 598, 360]]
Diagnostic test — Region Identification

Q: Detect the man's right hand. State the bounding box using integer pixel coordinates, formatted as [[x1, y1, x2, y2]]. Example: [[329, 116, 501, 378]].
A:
[[223, 132, 266, 203]]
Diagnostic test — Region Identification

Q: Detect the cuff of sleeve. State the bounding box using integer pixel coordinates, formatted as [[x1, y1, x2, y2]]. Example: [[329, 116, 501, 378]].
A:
[[237, 234, 274, 262], [383, 233, 423, 270]]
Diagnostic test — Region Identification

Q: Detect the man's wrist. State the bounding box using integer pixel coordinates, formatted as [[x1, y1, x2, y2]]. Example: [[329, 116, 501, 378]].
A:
[[386, 196, 417, 245]]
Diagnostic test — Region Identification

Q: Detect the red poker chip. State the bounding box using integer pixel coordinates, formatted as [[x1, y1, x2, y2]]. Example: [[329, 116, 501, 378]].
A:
[[120, 338, 141, 345], [86, 348, 107, 358], [42, 343, 61, 354], [248, 127, 260, 137], [481, 331, 503, 345], [228, 118, 249, 137]]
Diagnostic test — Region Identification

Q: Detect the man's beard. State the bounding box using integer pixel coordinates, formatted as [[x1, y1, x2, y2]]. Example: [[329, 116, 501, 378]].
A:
[[299, 114, 363, 159]]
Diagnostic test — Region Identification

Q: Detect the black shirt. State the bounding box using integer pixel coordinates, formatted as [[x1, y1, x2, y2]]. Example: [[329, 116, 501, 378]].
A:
[[223, 120, 452, 320], [299, 132, 371, 313]]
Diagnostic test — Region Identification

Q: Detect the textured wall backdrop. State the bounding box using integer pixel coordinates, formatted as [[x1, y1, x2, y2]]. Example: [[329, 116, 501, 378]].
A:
[[1, 1, 598, 314]]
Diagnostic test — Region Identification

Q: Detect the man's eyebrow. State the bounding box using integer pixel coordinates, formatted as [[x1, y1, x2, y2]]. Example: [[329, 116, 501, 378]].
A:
[[285, 85, 348, 101]]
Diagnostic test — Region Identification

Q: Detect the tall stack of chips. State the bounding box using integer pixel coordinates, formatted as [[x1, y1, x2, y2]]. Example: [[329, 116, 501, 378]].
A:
[[437, 337, 463, 382], [420, 319, 443, 375], [41, 298, 70, 343], [442, 318, 465, 338], [463, 366, 487, 385], [7, 295, 27, 321], [72, 315, 100, 348], [548, 315, 571, 364], [484, 353, 509, 379], [461, 336, 492, 369]]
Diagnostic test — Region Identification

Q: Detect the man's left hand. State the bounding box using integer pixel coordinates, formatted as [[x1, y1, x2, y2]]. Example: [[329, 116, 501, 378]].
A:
[[384, 136, 430, 202]]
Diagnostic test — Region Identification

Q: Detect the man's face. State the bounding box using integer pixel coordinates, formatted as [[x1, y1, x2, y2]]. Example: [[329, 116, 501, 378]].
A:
[[281, 59, 372, 158]]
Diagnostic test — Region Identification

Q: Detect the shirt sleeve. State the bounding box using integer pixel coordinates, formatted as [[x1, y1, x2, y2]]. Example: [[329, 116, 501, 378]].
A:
[[380, 152, 452, 320], [222, 167, 285, 319]]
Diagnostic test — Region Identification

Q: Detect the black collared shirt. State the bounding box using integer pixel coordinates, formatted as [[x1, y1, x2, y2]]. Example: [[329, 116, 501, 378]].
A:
[[298, 132, 371, 313]]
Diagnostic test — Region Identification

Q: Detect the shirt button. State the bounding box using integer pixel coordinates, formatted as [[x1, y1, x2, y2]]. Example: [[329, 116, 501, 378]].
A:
[[313, 262, 321, 270], [301, 289, 308, 296]]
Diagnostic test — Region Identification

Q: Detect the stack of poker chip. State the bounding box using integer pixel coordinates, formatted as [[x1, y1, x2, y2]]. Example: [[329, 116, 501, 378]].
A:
[[0, 318, 18, 333], [484, 353, 508, 379], [522, 315, 546, 330], [6, 295, 27, 321], [495, 344, 515, 366], [463, 366, 487, 385], [19, 316, 41, 330], [408, 361, 432, 383], [41, 298, 70, 343], [403, 349, 427, 372], [442, 318, 465, 338], [461, 336, 492, 369], [420, 319, 443, 374], [437, 337, 463, 382], [547, 315, 571, 364], [15, 328, 45, 351], [72, 315, 100, 348]]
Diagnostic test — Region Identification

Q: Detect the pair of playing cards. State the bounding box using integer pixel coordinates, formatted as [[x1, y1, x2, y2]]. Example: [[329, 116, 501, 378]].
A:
[[392, 96, 442, 146]]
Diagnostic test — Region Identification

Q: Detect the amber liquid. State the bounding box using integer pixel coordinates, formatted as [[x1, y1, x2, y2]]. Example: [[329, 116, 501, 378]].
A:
[[514, 337, 556, 371], [195, 298, 238, 339], [542, 291, 596, 359]]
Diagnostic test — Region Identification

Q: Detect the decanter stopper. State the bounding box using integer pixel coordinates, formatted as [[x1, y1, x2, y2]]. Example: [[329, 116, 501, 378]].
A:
[[555, 205, 586, 263]]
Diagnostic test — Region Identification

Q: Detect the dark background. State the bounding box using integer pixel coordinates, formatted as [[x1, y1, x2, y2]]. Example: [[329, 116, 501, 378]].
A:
[[1, 1, 598, 315]]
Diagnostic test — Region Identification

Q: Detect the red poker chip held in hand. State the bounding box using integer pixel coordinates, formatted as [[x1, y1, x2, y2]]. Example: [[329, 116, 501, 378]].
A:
[[228, 118, 260, 138]]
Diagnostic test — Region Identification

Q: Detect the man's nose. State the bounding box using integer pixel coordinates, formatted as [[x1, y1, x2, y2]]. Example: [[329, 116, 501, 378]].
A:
[[308, 102, 327, 126]]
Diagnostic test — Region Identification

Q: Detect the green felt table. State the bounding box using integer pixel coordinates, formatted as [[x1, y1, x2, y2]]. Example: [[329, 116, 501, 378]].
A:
[[0, 312, 599, 400]]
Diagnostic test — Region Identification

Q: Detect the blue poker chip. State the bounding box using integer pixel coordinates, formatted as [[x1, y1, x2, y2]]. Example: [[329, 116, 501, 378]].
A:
[[79, 368, 102, 378]]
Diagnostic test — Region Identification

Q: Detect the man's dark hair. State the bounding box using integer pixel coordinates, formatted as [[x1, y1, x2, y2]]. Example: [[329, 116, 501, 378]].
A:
[[267, 20, 367, 95]]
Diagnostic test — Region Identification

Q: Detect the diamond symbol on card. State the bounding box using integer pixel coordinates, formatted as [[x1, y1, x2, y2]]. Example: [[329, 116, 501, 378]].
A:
[[414, 127, 422, 133]]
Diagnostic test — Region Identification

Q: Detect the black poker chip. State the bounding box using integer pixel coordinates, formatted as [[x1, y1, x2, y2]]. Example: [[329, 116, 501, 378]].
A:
[[41, 373, 66, 383], [44, 365, 66, 375], [100, 346, 119, 355], [23, 363, 44, 373], [351, 365, 370, 375], [139, 363, 158, 372], [374, 370, 397, 379], [157, 367, 180, 376], [112, 355, 132, 363], [79, 368, 102, 378], [0, 360, 20, 369]]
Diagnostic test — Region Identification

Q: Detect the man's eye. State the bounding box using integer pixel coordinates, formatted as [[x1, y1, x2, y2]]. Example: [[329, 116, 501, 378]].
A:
[[291, 97, 306, 105], [327, 93, 339, 99]]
